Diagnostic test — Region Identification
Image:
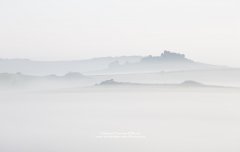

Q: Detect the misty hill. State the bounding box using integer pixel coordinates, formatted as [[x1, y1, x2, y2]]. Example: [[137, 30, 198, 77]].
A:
[[0, 56, 142, 76], [0, 72, 93, 89], [103, 51, 226, 74], [96, 79, 224, 88], [180, 80, 204, 87], [97, 79, 139, 86], [91, 68, 240, 87]]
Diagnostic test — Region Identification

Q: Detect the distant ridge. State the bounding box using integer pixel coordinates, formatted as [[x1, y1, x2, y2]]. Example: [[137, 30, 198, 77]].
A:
[[104, 50, 226, 74], [96, 79, 224, 88], [0, 51, 227, 75], [0, 56, 142, 75]]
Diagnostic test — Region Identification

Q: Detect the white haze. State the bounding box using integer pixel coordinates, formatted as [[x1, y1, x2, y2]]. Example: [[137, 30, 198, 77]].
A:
[[1, 0, 240, 151], [1, 88, 240, 152]]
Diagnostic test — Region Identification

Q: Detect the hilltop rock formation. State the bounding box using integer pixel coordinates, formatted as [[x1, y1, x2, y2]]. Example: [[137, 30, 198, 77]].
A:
[[141, 51, 192, 63]]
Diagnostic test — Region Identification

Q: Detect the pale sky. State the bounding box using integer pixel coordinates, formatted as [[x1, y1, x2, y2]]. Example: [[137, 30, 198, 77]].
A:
[[0, 0, 239, 66]]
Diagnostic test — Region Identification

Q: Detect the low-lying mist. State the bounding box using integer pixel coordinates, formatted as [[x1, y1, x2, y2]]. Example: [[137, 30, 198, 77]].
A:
[[1, 87, 240, 152]]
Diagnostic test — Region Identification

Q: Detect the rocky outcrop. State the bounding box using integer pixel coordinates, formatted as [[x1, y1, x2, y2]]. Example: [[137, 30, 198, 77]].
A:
[[141, 50, 191, 63]]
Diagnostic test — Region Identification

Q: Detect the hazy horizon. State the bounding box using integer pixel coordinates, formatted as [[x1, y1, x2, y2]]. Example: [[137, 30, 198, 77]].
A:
[[0, 51, 239, 68]]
